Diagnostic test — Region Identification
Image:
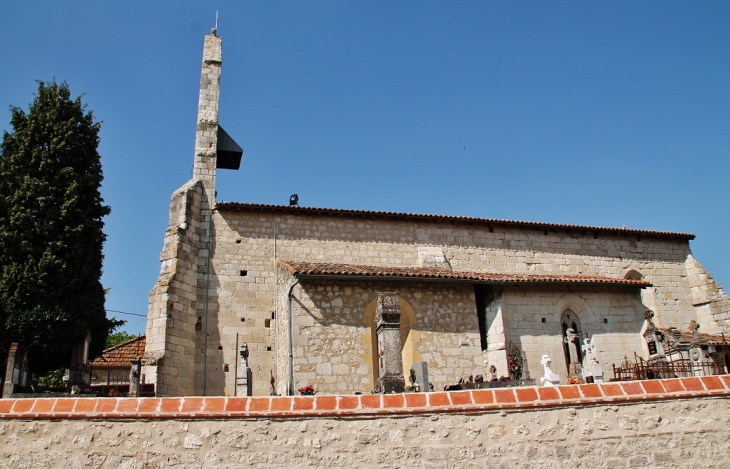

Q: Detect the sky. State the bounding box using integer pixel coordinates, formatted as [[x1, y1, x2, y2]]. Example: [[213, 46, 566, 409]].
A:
[[1, 2, 728, 336]]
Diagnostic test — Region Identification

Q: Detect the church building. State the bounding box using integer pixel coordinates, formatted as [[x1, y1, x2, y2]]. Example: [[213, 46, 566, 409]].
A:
[[143, 33, 730, 397]]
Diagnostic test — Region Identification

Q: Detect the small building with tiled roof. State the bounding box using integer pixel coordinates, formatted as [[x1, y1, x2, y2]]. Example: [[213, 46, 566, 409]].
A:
[[143, 33, 730, 398], [89, 336, 145, 392]]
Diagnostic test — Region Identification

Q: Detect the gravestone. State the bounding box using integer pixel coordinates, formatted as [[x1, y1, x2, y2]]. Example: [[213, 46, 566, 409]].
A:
[[581, 338, 604, 384], [236, 344, 252, 396], [540, 354, 560, 386], [375, 292, 405, 393], [410, 362, 429, 392]]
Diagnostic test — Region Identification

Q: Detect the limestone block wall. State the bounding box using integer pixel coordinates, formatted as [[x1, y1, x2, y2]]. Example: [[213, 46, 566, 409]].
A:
[[144, 180, 206, 396], [199, 207, 728, 396], [500, 286, 647, 381], [1, 377, 730, 468], [685, 254, 730, 334]]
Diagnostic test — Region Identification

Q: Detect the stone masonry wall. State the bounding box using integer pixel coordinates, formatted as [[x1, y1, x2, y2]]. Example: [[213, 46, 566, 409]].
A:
[[145, 34, 221, 397], [202, 208, 728, 396], [1, 377, 729, 468], [144, 180, 206, 396], [500, 286, 647, 382]]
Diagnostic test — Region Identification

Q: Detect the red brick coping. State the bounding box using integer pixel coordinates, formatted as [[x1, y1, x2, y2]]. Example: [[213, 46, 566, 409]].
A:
[[1, 376, 728, 420]]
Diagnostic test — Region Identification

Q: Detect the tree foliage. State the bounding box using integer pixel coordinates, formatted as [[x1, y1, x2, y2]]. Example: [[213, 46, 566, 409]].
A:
[[0, 80, 113, 372], [106, 330, 137, 349]]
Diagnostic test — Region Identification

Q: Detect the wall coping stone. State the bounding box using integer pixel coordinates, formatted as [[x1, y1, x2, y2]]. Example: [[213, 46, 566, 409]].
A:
[[1, 376, 728, 420]]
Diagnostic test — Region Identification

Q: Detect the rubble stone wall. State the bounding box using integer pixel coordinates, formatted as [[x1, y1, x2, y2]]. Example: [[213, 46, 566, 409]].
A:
[[1, 377, 729, 468]]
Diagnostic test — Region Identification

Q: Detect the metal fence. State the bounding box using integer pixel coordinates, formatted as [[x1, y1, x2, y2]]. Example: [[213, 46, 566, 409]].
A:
[[612, 354, 726, 381]]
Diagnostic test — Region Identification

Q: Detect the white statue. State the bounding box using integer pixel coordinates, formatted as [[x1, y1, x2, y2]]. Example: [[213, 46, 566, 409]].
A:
[[581, 338, 604, 383], [540, 354, 560, 386]]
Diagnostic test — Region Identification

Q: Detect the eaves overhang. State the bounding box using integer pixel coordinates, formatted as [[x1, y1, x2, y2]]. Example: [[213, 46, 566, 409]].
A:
[[278, 261, 652, 289]]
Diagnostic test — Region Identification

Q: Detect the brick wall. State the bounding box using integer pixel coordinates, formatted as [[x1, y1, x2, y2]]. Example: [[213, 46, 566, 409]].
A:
[[2, 377, 729, 468]]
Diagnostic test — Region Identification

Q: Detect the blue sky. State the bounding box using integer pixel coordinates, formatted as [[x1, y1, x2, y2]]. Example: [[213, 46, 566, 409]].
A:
[[1, 2, 728, 336]]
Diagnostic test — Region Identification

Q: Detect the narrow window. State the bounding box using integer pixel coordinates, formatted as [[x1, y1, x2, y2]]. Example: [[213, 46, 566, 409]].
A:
[[474, 285, 494, 351]]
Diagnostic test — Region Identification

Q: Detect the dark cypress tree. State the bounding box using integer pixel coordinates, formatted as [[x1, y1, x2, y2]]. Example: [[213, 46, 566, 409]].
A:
[[0, 80, 114, 373]]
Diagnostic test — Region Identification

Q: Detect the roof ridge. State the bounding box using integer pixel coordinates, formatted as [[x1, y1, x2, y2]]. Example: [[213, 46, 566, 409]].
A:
[[217, 202, 694, 239]]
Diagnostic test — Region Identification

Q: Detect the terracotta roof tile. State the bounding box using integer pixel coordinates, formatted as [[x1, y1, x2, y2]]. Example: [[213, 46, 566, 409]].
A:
[[90, 336, 145, 368], [278, 261, 651, 287], [216, 202, 694, 240], [659, 328, 728, 346]]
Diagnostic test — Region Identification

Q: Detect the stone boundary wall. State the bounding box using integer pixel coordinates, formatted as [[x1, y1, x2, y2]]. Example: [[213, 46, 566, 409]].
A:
[[2, 377, 730, 468], [2, 376, 728, 420]]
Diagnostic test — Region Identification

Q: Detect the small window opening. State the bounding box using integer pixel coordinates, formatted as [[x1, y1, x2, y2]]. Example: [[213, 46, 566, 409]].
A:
[[235, 239, 241, 244], [541, 318, 546, 323], [265, 319, 271, 328], [604, 318, 608, 324], [488, 226, 494, 233], [224, 364, 229, 372], [240, 270, 248, 276], [474, 284, 494, 351], [240, 317, 245, 322], [218, 345, 223, 350], [266, 346, 272, 351], [543, 230, 548, 235], [271, 312, 276, 319]]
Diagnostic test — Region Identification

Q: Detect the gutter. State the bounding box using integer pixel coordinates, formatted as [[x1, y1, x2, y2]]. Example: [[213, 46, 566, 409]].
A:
[[287, 278, 300, 396]]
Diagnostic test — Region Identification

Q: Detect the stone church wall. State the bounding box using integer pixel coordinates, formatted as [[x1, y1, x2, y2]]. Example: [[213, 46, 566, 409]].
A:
[[1, 377, 729, 468], [199, 208, 727, 396]]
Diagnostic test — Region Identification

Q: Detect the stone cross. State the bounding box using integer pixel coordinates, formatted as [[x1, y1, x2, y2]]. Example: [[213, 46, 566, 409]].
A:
[[375, 292, 405, 393], [689, 320, 700, 344], [540, 354, 560, 386]]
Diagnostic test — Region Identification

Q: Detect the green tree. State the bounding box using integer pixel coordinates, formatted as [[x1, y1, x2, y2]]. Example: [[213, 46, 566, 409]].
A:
[[106, 330, 136, 349], [0, 80, 115, 373]]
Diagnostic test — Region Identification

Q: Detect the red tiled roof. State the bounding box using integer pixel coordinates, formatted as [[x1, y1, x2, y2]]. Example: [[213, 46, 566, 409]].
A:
[[89, 336, 145, 368], [278, 261, 651, 287], [216, 202, 694, 240], [659, 328, 728, 346]]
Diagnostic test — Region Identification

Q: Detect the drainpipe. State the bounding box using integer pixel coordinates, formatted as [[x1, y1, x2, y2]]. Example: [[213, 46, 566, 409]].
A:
[[287, 278, 300, 396]]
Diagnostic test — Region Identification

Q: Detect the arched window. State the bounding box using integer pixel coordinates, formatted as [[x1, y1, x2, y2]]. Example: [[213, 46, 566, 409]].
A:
[[561, 309, 583, 368]]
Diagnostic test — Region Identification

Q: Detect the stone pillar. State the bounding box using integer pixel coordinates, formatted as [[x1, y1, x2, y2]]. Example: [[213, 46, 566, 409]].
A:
[[2, 343, 28, 398], [193, 32, 222, 211], [236, 344, 251, 397], [126, 359, 141, 397], [375, 292, 405, 394]]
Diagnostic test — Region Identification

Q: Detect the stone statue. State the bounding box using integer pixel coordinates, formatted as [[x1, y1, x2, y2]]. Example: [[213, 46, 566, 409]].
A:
[[540, 354, 560, 386], [564, 328, 583, 380], [581, 338, 604, 383]]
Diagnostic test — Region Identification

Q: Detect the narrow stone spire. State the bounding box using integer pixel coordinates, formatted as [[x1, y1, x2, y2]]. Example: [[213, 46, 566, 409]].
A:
[[193, 33, 222, 208]]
